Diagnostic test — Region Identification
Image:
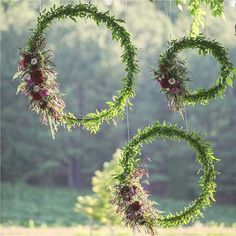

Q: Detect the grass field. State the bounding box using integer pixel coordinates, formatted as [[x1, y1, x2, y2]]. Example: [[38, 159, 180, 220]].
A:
[[0, 225, 236, 236], [1, 182, 236, 236]]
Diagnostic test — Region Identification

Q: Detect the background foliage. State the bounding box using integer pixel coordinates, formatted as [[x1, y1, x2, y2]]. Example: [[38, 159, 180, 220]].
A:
[[1, 0, 236, 227], [75, 149, 122, 226]]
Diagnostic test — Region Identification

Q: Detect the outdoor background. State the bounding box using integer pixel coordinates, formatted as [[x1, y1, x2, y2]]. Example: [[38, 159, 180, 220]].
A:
[[1, 0, 236, 235]]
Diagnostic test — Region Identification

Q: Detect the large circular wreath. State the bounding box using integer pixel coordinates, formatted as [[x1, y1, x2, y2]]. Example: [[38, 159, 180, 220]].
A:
[[111, 122, 217, 235], [154, 36, 233, 116], [13, 3, 138, 138]]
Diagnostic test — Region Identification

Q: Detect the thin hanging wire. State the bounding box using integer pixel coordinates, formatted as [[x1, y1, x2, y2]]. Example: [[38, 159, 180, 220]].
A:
[[169, 0, 172, 39], [125, 0, 130, 142], [184, 107, 189, 132], [163, 0, 172, 39], [39, 0, 42, 13], [181, 0, 190, 131]]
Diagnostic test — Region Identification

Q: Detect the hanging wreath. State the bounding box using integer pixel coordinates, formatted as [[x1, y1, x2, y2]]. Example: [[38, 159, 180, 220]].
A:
[[13, 3, 138, 138], [154, 36, 233, 116], [111, 122, 217, 235]]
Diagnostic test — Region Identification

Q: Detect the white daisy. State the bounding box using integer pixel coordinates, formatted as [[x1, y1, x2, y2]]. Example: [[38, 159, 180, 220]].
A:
[[34, 85, 40, 92], [31, 58, 37, 65], [23, 73, 31, 81], [168, 77, 176, 85]]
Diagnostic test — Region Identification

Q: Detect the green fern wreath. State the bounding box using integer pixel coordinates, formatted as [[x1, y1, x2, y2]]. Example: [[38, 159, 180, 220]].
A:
[[154, 36, 233, 117], [112, 122, 217, 235], [13, 3, 138, 138]]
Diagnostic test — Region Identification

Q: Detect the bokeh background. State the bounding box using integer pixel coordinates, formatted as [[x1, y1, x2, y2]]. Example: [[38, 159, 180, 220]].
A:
[[1, 0, 236, 235]]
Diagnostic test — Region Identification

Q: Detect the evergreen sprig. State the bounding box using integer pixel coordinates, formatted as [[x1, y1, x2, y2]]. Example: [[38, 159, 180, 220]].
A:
[[113, 121, 218, 231], [24, 3, 138, 134], [158, 35, 233, 107]]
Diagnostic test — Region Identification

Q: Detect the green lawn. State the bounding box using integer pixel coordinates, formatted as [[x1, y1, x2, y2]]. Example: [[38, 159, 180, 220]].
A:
[[1, 182, 86, 226], [0, 225, 236, 236], [1, 182, 236, 227]]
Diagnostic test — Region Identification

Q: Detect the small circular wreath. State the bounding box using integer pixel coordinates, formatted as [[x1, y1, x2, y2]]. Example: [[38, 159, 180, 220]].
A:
[[13, 3, 138, 138], [154, 36, 233, 116], [111, 122, 217, 235]]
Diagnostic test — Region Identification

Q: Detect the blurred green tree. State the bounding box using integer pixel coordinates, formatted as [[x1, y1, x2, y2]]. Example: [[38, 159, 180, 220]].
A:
[[75, 149, 122, 234]]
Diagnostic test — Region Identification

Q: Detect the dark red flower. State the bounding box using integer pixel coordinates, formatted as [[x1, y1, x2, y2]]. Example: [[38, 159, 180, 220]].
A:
[[160, 78, 171, 88], [31, 91, 42, 101], [20, 54, 31, 69], [129, 201, 142, 212], [120, 186, 131, 195], [31, 69, 44, 84], [120, 185, 138, 201]]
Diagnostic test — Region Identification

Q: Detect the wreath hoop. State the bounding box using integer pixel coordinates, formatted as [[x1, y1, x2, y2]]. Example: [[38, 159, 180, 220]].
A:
[[13, 3, 138, 138], [154, 36, 233, 116], [112, 122, 217, 235]]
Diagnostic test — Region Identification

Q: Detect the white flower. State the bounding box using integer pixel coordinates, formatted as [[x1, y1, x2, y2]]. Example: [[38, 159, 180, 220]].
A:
[[158, 75, 165, 81], [23, 73, 31, 81], [34, 85, 40, 92], [168, 77, 176, 85], [31, 58, 37, 65]]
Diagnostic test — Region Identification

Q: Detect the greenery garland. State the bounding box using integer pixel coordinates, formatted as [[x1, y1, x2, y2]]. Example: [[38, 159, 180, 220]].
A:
[[154, 36, 233, 116], [111, 122, 217, 235], [13, 3, 138, 138]]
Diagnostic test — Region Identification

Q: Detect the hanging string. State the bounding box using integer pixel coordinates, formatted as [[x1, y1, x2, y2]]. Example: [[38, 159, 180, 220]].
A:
[[39, 0, 41, 13], [163, 0, 169, 35], [163, 0, 172, 39], [184, 107, 189, 132], [169, 0, 172, 39], [182, 0, 190, 131]]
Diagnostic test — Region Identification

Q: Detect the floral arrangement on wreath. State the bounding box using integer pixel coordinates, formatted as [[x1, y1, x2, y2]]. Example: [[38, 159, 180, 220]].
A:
[[154, 36, 234, 117], [15, 39, 64, 138], [13, 3, 138, 138], [111, 122, 217, 235]]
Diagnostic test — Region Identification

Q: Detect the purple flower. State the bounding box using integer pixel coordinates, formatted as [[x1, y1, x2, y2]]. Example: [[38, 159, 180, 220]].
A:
[[170, 87, 180, 94], [40, 89, 49, 97], [25, 79, 33, 85]]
